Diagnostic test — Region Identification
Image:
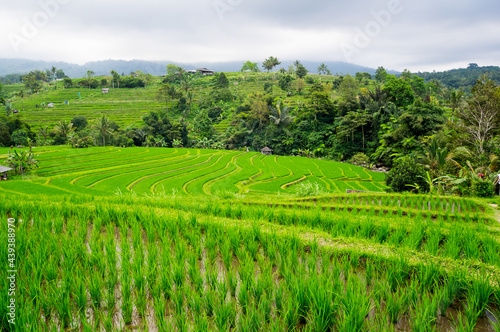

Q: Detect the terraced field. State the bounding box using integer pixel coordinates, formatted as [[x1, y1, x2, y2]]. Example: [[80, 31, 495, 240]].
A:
[[2, 146, 500, 331], [0, 146, 386, 197], [1, 189, 500, 331]]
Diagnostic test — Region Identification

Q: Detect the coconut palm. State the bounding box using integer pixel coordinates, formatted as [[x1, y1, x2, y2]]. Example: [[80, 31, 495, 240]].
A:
[[54, 121, 74, 143], [86, 70, 95, 89], [269, 102, 294, 130], [38, 125, 50, 144], [317, 63, 331, 75], [448, 89, 464, 122], [94, 115, 112, 146]]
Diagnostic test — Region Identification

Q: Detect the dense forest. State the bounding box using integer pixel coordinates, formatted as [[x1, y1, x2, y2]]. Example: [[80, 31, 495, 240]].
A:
[[1, 60, 500, 197], [415, 63, 500, 91]]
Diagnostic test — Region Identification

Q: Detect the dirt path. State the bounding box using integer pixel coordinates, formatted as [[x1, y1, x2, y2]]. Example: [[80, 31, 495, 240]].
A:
[[489, 204, 500, 223]]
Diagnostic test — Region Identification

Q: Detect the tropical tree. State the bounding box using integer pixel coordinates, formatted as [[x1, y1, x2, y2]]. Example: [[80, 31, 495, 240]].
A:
[[54, 120, 75, 143], [456, 76, 500, 155], [86, 70, 95, 89], [37, 126, 50, 144], [156, 83, 179, 116], [420, 136, 449, 178], [0, 82, 6, 106], [110, 70, 121, 88], [375, 66, 388, 82], [317, 63, 331, 75], [295, 64, 308, 79], [95, 115, 112, 146], [6, 149, 40, 177], [262, 56, 281, 72], [383, 77, 415, 107], [448, 89, 464, 122], [269, 102, 294, 134], [241, 61, 259, 72], [336, 110, 372, 151], [216, 72, 230, 89]]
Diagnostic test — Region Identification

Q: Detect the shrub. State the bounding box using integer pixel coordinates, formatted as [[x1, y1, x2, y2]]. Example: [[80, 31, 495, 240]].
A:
[[471, 180, 494, 197], [385, 156, 429, 193], [349, 153, 370, 167]]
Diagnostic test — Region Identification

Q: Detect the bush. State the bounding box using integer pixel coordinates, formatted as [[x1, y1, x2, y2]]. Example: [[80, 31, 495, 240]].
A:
[[471, 180, 494, 197], [349, 153, 370, 167], [385, 156, 429, 193]]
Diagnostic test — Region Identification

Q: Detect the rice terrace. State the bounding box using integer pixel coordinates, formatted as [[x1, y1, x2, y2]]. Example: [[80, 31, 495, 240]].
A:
[[1, 63, 500, 331], [1, 145, 500, 331]]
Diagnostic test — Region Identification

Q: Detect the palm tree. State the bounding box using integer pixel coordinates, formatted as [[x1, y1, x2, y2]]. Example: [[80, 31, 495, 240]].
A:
[[95, 115, 112, 146], [54, 121, 74, 143], [420, 136, 449, 178], [86, 70, 95, 89], [262, 56, 281, 72], [448, 90, 464, 123], [317, 63, 331, 75], [269, 102, 294, 130], [38, 125, 50, 144]]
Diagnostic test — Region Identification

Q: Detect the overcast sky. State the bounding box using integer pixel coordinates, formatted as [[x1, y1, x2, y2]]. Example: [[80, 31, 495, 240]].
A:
[[1, 0, 499, 72]]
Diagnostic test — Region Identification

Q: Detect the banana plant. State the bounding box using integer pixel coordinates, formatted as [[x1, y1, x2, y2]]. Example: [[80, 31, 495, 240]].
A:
[[6, 149, 40, 178]]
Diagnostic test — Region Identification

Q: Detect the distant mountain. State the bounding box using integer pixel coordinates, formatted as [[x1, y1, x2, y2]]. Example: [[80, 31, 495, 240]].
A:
[[414, 64, 500, 90], [0, 58, 398, 78]]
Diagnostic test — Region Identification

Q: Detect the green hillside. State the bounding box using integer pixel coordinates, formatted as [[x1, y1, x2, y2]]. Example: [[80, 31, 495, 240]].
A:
[[5, 72, 340, 130]]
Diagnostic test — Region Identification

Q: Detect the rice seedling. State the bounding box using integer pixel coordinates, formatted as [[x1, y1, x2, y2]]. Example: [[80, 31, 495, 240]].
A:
[[339, 274, 372, 331], [204, 289, 217, 317], [385, 288, 408, 324], [136, 286, 147, 318], [444, 226, 462, 260], [308, 277, 338, 332], [424, 227, 442, 256], [56, 287, 71, 329], [438, 276, 461, 316], [88, 271, 103, 309], [283, 298, 300, 332], [467, 277, 493, 318], [238, 279, 251, 315], [410, 294, 440, 332]]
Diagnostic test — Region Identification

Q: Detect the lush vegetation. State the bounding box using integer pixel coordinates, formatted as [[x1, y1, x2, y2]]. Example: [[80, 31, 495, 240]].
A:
[[1, 60, 500, 331], [2, 61, 500, 198]]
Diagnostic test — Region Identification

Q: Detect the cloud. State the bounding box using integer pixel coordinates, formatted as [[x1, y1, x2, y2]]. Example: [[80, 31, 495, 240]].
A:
[[0, 0, 499, 71]]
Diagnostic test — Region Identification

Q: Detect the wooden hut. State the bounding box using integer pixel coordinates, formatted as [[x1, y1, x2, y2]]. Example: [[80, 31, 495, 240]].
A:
[[261, 146, 273, 155], [0, 165, 13, 180]]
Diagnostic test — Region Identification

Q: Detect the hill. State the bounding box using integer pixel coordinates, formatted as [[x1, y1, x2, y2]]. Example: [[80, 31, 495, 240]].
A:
[[414, 64, 500, 90], [0, 58, 397, 78]]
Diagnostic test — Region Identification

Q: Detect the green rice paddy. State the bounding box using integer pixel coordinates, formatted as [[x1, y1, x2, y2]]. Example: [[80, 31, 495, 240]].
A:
[[1, 146, 500, 331]]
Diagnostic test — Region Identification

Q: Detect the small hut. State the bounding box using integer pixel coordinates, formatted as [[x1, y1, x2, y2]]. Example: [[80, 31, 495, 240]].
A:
[[102, 88, 109, 94], [261, 146, 273, 155], [0, 165, 13, 180]]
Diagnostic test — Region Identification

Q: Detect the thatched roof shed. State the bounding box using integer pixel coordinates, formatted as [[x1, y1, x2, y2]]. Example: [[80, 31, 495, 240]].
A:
[[261, 146, 273, 155]]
